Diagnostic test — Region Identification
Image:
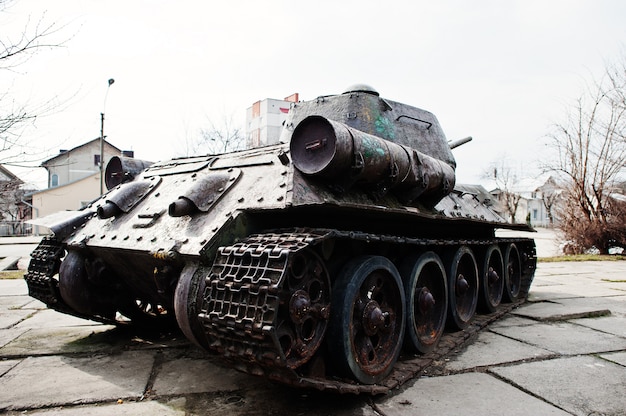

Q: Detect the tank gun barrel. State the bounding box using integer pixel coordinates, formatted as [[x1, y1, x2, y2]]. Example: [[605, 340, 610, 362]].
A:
[[448, 136, 472, 149]]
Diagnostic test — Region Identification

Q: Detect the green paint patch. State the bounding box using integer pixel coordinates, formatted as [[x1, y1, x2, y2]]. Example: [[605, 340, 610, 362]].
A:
[[601, 279, 626, 283], [375, 117, 395, 139], [361, 136, 385, 158]]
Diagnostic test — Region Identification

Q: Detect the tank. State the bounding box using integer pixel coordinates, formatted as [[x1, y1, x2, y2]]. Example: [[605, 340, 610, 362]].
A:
[[25, 85, 536, 394]]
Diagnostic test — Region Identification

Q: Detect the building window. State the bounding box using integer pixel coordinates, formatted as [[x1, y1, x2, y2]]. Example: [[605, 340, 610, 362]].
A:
[[533, 209, 538, 219], [51, 174, 58, 187], [94, 154, 101, 166]]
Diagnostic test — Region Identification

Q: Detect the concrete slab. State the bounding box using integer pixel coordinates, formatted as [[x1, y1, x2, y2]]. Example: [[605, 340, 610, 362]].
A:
[[560, 294, 626, 315], [0, 279, 27, 296], [0, 358, 19, 376], [489, 314, 537, 328], [0, 294, 33, 310], [12, 400, 186, 416], [0, 327, 29, 349], [14, 309, 99, 329], [0, 256, 20, 270], [20, 298, 47, 310], [152, 355, 248, 395], [0, 309, 33, 329], [491, 321, 626, 355], [529, 282, 626, 301], [600, 351, 626, 367], [571, 314, 626, 338], [444, 331, 554, 371], [376, 372, 569, 415], [0, 351, 155, 412], [491, 355, 626, 416], [0, 325, 119, 357], [512, 299, 611, 321]]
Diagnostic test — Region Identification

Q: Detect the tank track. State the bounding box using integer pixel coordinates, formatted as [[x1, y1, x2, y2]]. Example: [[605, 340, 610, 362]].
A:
[[24, 236, 116, 325], [197, 228, 536, 394], [25, 232, 535, 394]]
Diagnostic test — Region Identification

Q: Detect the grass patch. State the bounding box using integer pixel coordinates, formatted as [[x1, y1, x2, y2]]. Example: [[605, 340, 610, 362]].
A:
[[539, 254, 626, 262], [0, 269, 26, 279]]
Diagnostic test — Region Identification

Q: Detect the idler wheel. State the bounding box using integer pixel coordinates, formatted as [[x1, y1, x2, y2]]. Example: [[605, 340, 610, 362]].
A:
[[445, 246, 479, 329], [478, 245, 504, 313], [503, 243, 522, 302], [328, 255, 405, 384], [400, 251, 448, 354]]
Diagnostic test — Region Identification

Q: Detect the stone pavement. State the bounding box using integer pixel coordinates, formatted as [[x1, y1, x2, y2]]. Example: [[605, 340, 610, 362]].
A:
[[0, 261, 625, 415]]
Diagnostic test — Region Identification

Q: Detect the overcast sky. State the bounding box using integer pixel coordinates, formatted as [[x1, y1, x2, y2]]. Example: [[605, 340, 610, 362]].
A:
[[3, 0, 625, 189]]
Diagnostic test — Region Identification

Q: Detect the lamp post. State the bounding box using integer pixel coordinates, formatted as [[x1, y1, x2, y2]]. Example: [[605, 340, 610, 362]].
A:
[[100, 78, 115, 195]]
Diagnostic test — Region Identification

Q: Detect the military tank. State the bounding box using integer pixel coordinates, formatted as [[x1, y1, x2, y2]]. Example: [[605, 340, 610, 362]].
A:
[[26, 85, 536, 394]]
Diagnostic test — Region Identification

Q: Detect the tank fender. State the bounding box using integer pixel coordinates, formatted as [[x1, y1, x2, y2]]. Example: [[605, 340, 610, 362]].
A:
[[169, 168, 241, 217], [97, 176, 162, 219]]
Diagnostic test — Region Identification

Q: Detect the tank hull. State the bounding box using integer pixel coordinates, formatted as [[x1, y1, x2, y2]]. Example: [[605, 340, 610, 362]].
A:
[[25, 87, 536, 393]]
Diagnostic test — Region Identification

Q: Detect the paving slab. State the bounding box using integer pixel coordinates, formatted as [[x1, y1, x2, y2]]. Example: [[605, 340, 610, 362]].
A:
[[0, 256, 20, 271], [20, 298, 47, 310], [600, 351, 626, 367], [0, 325, 120, 357], [0, 358, 19, 376], [375, 372, 569, 415], [529, 284, 626, 301], [0, 308, 32, 329], [491, 355, 626, 416], [152, 355, 249, 395], [13, 309, 98, 329], [0, 294, 35, 310], [491, 321, 626, 355], [4, 400, 186, 415], [571, 314, 626, 337], [560, 294, 626, 315], [444, 331, 554, 371], [488, 314, 540, 329], [512, 299, 611, 321], [0, 279, 27, 296], [0, 351, 155, 411], [0, 327, 29, 349]]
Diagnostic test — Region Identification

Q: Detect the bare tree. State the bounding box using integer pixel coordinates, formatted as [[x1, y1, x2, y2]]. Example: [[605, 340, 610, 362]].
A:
[[485, 158, 522, 222], [0, 176, 27, 234], [545, 56, 626, 254], [184, 114, 245, 156], [1, 0, 66, 164]]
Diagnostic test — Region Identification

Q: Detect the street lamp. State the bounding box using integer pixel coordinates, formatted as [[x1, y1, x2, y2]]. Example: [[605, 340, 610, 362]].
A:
[[100, 78, 115, 195]]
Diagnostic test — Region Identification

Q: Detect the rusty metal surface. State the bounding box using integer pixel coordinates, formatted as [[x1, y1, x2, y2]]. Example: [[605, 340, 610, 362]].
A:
[[183, 228, 535, 393], [25, 86, 539, 394]]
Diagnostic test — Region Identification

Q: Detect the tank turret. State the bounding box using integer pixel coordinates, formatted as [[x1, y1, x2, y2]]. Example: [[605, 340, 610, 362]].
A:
[[25, 86, 536, 394]]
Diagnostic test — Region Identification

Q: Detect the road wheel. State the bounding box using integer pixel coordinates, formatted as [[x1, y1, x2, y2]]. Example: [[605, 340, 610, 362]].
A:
[[328, 255, 405, 384]]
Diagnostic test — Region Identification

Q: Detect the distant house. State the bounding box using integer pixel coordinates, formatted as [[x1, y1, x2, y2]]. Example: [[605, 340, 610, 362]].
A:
[[31, 138, 130, 221], [490, 176, 563, 227], [0, 165, 32, 236]]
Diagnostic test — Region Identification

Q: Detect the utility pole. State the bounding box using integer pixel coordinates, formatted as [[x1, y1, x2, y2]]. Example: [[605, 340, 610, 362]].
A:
[[100, 78, 115, 195]]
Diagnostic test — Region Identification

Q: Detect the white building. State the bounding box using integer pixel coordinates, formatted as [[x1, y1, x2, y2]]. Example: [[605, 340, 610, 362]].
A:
[[246, 93, 298, 148], [31, 138, 134, 221]]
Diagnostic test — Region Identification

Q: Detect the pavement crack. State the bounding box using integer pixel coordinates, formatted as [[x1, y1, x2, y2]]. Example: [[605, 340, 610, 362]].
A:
[[143, 349, 165, 399]]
